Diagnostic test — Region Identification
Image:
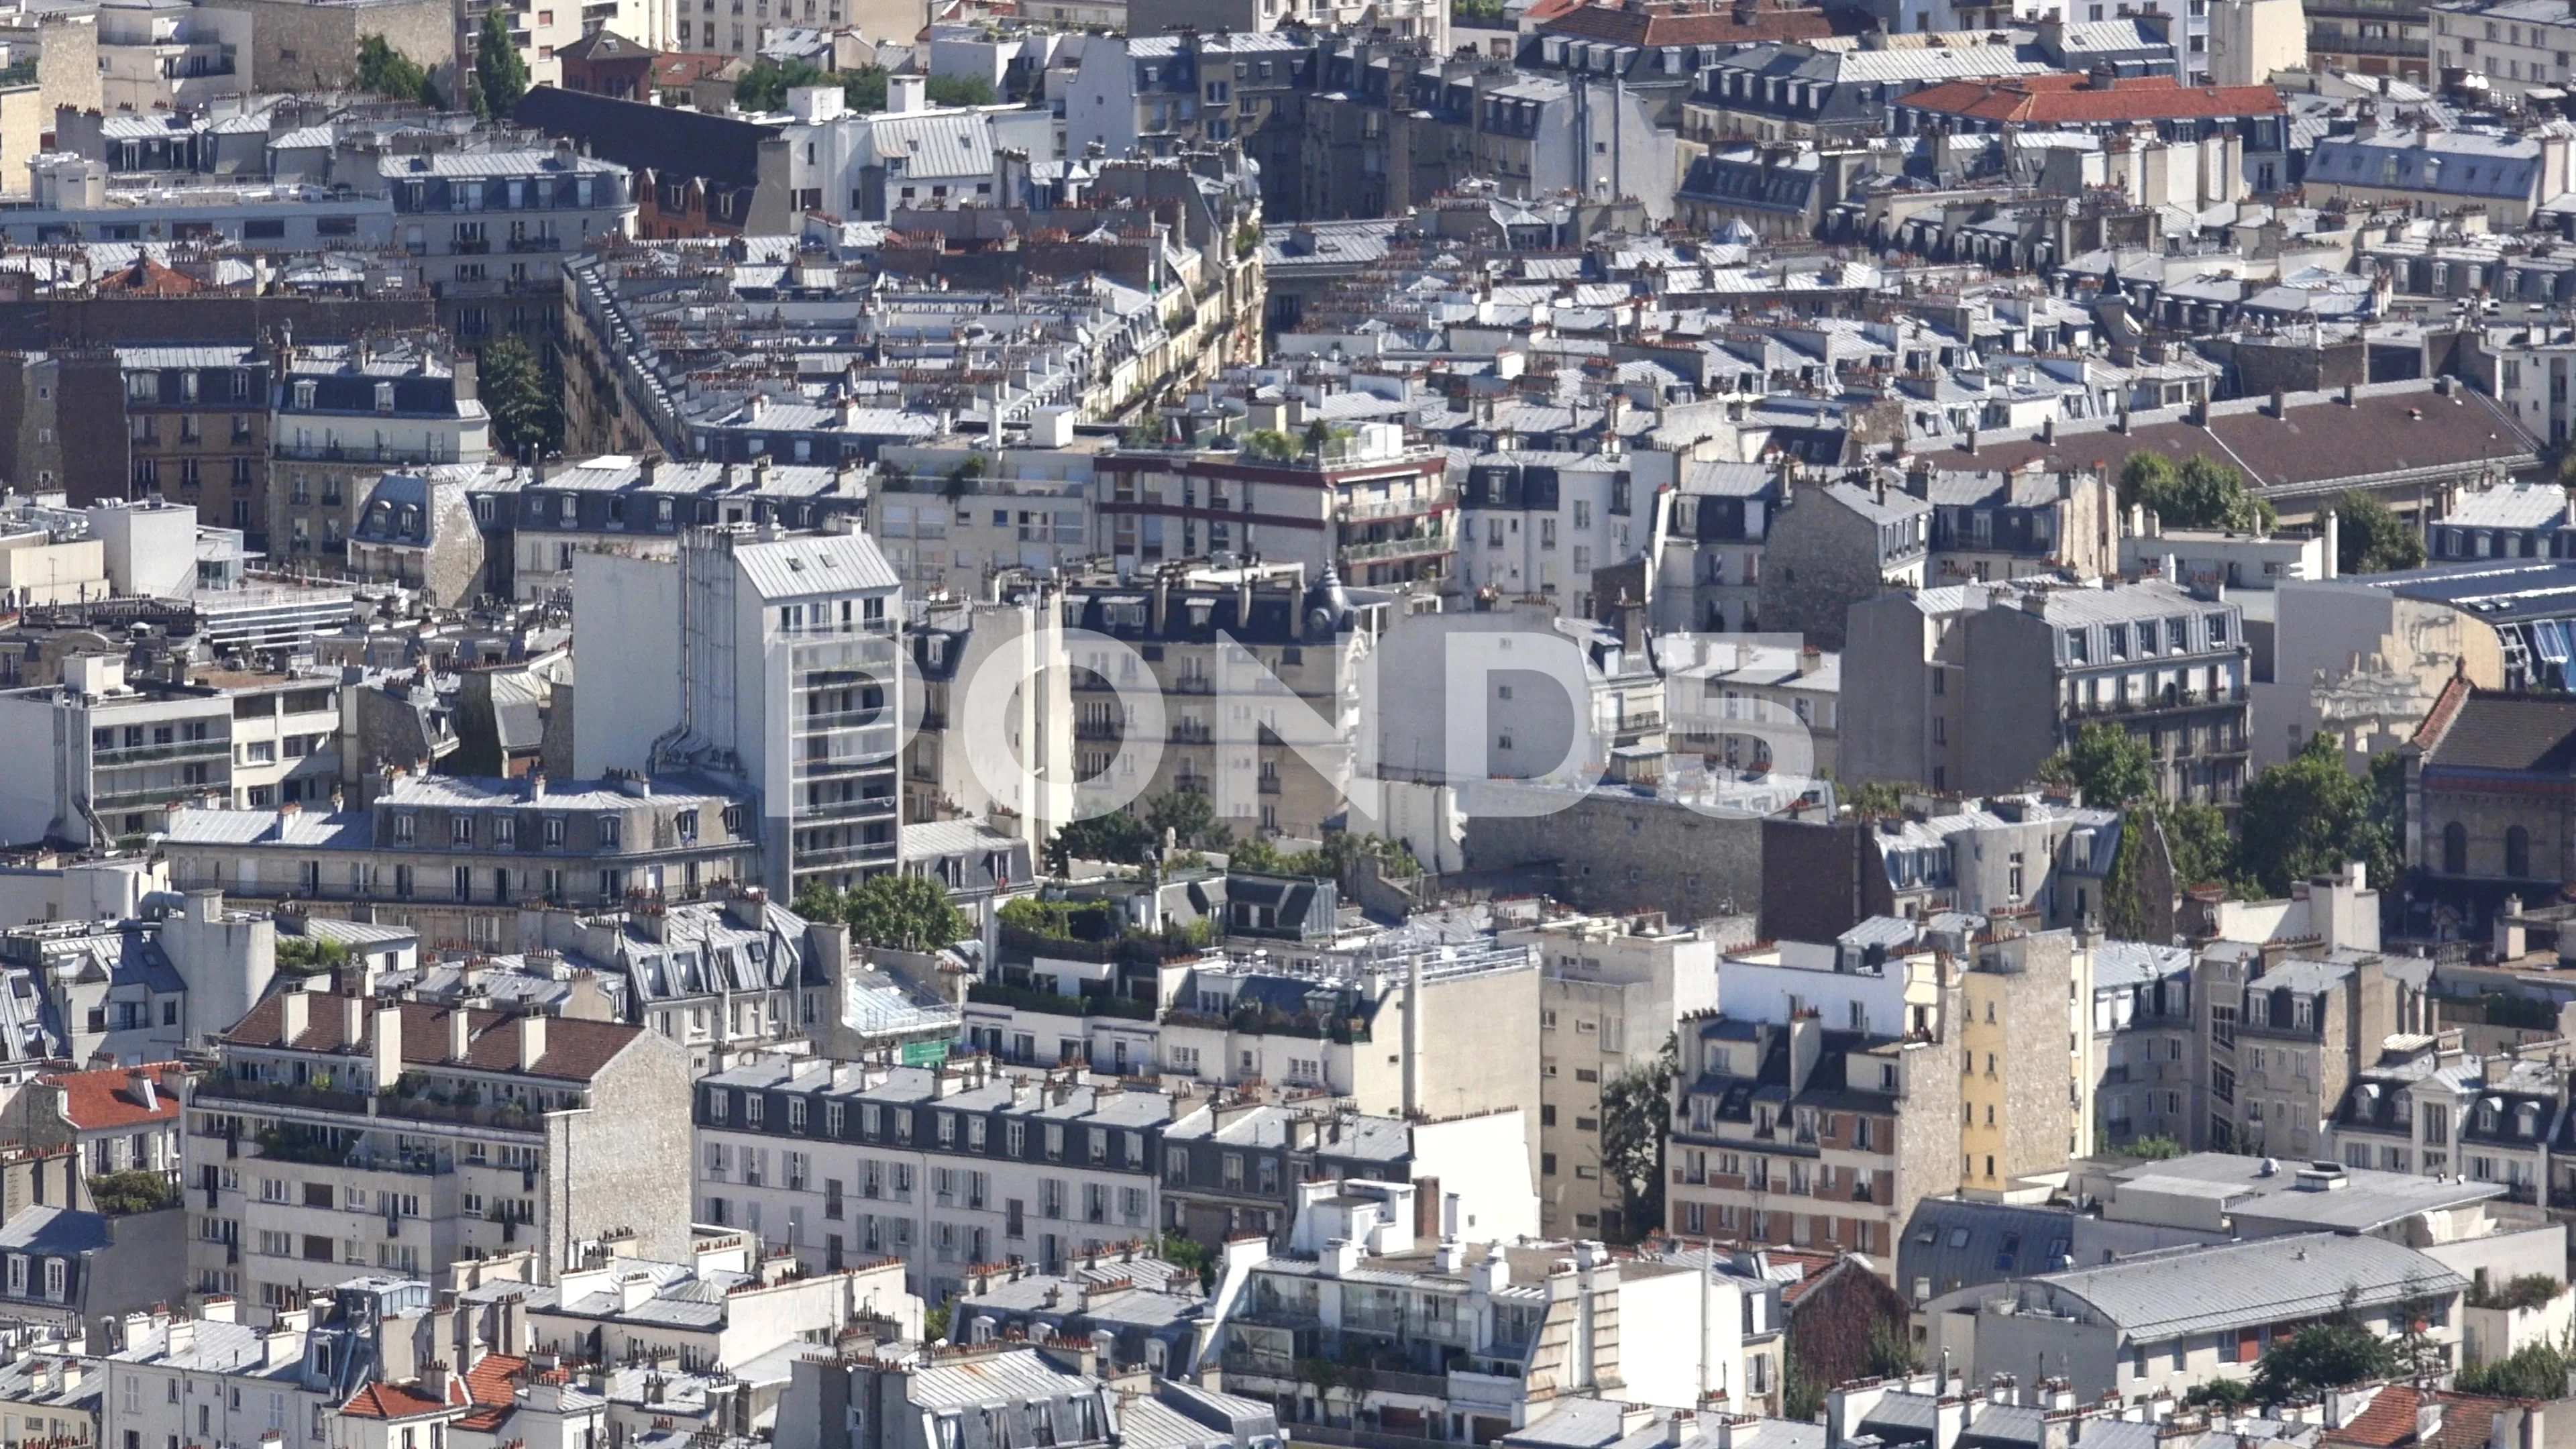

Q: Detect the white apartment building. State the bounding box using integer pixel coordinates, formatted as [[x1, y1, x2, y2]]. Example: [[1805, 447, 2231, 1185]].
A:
[[0, 655, 230, 851], [575, 524, 905, 897], [694, 1056, 1169, 1301], [272, 344, 490, 567], [96, 0, 248, 113], [102, 1306, 334, 1449], [2430, 0, 2576, 101], [1457, 449, 1670, 619]]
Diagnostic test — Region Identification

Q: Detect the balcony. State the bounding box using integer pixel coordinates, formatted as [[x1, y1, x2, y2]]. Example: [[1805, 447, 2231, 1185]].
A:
[[93, 737, 228, 765], [504, 235, 566, 253], [1338, 488, 1458, 525], [93, 781, 219, 811], [274, 441, 456, 464], [1340, 533, 1451, 564]]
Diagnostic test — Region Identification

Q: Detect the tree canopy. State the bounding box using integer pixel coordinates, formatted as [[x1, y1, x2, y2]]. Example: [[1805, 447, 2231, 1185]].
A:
[[2121, 453, 2277, 534], [798, 873, 971, 953], [479, 337, 559, 460], [2459, 1339, 2576, 1399], [355, 35, 438, 105], [2333, 491, 2428, 575], [733, 64, 985, 115], [2043, 720, 2157, 806], [2249, 1320, 2398, 1401], [1046, 810, 1156, 872], [2236, 736, 2402, 898], [472, 9, 529, 117]]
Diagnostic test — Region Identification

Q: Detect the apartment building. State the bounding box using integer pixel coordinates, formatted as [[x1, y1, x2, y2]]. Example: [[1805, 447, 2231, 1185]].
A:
[[0, 654, 231, 851], [380, 145, 635, 345], [693, 1056, 1171, 1300], [969, 931, 1542, 1145], [1373, 600, 1668, 790], [1505, 912, 1728, 1239], [1844, 578, 2251, 807], [2088, 941, 2199, 1152], [470, 455, 867, 604], [1058, 560, 1389, 841], [523, 1236, 921, 1388], [904, 590, 1076, 853], [1458, 451, 1656, 618], [119, 346, 272, 546], [1665, 921, 1963, 1266], [574, 524, 904, 896], [271, 343, 490, 566], [0, 1062, 187, 1182], [777, 1342, 1283, 1449], [1204, 1179, 1720, 1439], [1758, 481, 1932, 651], [1647, 460, 1787, 634], [193, 667, 342, 810], [2429, 0, 2576, 101], [2200, 940, 2404, 1157], [1095, 421, 1455, 590], [1157, 1101, 1535, 1248], [1957, 928, 2083, 1192], [511, 890, 856, 1073], [185, 985, 691, 1311], [2330, 1032, 2563, 1196], [101, 1306, 338, 1449], [161, 772, 761, 952]]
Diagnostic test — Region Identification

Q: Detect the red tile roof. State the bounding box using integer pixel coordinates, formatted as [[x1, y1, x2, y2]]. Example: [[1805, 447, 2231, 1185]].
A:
[[2325, 1385, 2422, 1448], [95, 257, 201, 297], [1901, 72, 2284, 124], [41, 1064, 183, 1131], [453, 1354, 527, 1432], [2413, 671, 2474, 751], [219, 997, 644, 1083], [1539, 0, 1839, 48], [340, 1382, 455, 1421]]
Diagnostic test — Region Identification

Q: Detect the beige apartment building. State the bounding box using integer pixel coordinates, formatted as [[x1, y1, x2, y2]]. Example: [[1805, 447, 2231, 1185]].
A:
[[1507, 910, 1737, 1240]]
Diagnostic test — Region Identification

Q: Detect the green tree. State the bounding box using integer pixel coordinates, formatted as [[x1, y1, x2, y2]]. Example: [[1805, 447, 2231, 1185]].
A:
[[817, 873, 971, 952], [2237, 736, 2400, 898], [841, 67, 890, 111], [88, 1169, 180, 1216], [924, 74, 996, 105], [1240, 429, 1296, 462], [2043, 720, 2157, 806], [1158, 1231, 1216, 1291], [474, 9, 530, 117], [1046, 810, 1154, 871], [355, 35, 437, 104], [2459, 1339, 2576, 1398], [1142, 790, 1228, 851], [2334, 491, 2427, 575], [2117, 1133, 2187, 1160], [1841, 780, 1913, 816], [1597, 1035, 1678, 1243], [2251, 1319, 2398, 1401], [479, 336, 555, 460], [276, 935, 352, 973], [735, 58, 830, 110], [2121, 453, 2277, 533], [2161, 800, 2237, 893]]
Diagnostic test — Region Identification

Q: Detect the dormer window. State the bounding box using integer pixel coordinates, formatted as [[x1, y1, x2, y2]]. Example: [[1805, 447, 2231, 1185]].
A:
[[293, 380, 316, 409]]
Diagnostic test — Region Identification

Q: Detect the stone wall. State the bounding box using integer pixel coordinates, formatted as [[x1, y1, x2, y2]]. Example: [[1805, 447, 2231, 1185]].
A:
[[203, 0, 453, 95]]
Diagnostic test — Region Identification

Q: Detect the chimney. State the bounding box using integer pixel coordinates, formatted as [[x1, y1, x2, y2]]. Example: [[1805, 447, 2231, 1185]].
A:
[[341, 994, 363, 1045], [447, 1008, 472, 1061], [517, 1014, 548, 1071], [374, 1005, 404, 1091], [279, 989, 309, 1045]]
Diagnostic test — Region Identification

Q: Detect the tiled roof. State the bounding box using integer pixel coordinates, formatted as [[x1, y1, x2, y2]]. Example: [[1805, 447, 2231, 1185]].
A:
[[2324, 1385, 2422, 1448], [40, 1063, 182, 1130], [340, 1381, 456, 1419], [1540, 0, 1838, 47], [219, 996, 645, 1083], [453, 1354, 528, 1432], [2420, 689, 2576, 774], [1901, 72, 2284, 123]]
